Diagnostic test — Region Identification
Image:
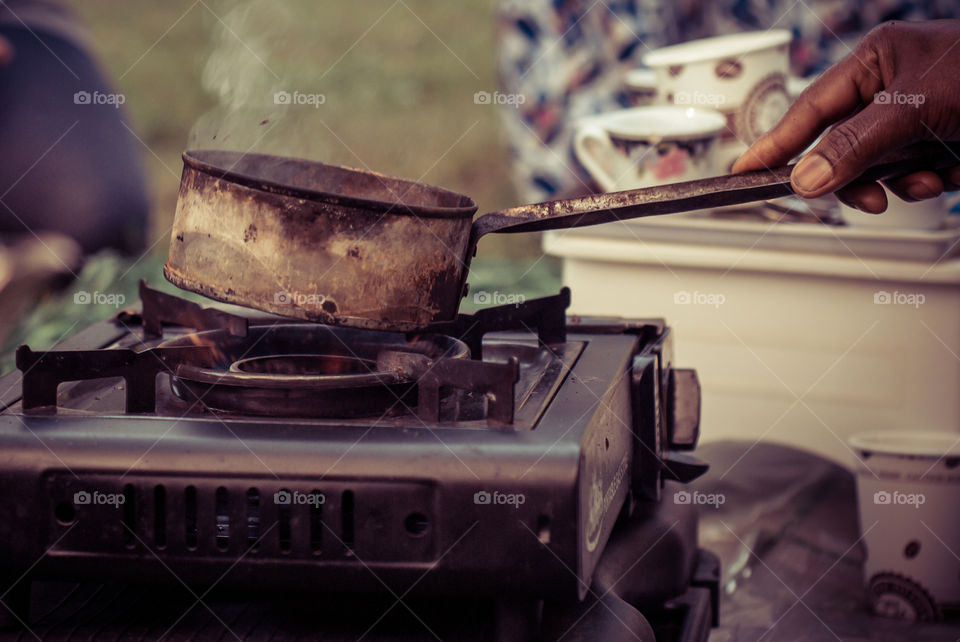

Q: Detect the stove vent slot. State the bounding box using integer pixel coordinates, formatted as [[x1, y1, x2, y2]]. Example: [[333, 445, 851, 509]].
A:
[[310, 487, 323, 554], [278, 488, 292, 554], [184, 485, 198, 550], [215, 486, 229, 550], [246, 488, 260, 550], [341, 490, 354, 545], [122, 484, 136, 548], [154, 485, 167, 548], [52, 477, 434, 564]]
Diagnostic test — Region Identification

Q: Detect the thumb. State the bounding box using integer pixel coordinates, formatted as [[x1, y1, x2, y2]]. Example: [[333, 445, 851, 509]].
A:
[[790, 100, 918, 197]]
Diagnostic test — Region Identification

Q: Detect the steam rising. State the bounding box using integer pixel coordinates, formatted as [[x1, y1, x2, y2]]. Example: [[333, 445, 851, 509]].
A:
[[188, 0, 326, 157]]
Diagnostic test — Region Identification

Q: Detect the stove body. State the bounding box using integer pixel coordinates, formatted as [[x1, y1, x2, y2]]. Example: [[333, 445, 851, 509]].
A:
[[0, 287, 716, 640]]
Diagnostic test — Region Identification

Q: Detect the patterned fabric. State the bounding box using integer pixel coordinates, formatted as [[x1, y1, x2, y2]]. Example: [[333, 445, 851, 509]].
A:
[[496, 0, 960, 202]]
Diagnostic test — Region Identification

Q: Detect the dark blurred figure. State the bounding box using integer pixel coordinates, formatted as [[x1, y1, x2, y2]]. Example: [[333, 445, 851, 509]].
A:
[[0, 0, 148, 254]]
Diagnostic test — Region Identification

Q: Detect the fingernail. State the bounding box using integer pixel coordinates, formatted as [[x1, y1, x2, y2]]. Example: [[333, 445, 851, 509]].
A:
[[906, 182, 936, 200], [792, 154, 834, 194]]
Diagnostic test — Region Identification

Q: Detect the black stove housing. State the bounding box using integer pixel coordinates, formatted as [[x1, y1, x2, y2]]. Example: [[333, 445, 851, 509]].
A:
[[0, 288, 716, 640]]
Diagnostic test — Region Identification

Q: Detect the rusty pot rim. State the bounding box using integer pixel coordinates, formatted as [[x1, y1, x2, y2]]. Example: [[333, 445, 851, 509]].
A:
[[182, 149, 478, 219]]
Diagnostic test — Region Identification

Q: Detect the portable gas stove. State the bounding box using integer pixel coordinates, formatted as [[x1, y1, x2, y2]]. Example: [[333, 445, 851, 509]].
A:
[[0, 282, 718, 641]]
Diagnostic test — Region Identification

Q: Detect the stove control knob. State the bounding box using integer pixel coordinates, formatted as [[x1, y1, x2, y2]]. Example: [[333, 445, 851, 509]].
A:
[[667, 369, 700, 450]]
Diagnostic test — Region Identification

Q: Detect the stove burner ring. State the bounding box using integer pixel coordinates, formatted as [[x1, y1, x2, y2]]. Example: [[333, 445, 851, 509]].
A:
[[159, 324, 469, 417], [175, 361, 405, 390], [228, 353, 377, 376]]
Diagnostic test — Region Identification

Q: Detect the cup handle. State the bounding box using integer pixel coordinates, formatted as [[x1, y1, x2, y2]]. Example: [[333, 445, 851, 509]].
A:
[[573, 123, 620, 192]]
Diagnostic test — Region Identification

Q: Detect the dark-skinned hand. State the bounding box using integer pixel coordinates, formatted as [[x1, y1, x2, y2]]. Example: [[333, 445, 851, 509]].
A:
[[733, 20, 960, 213]]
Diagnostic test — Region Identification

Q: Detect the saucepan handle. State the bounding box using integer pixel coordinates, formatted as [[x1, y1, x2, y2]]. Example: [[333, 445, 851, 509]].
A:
[[470, 142, 960, 238]]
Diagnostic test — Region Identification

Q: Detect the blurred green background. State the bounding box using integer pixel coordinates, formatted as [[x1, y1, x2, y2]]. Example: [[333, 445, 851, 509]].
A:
[[1, 0, 563, 368]]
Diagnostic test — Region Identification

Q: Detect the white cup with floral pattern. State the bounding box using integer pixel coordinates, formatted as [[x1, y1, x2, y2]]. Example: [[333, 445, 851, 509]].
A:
[[642, 30, 792, 172], [573, 106, 726, 193]]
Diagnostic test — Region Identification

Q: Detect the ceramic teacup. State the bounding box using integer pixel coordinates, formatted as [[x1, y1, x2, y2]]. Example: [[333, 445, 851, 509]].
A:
[[573, 106, 726, 193], [642, 30, 793, 172]]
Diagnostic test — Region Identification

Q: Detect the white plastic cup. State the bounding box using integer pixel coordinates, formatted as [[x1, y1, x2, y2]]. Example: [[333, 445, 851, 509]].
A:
[[839, 189, 949, 231], [848, 431, 960, 621]]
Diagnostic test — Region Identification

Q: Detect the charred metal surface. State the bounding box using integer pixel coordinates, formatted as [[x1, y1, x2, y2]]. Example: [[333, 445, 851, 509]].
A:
[[16, 345, 214, 412], [139, 280, 248, 338], [165, 150, 476, 331]]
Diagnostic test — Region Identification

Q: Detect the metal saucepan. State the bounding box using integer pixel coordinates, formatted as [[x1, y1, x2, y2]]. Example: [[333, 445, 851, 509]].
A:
[[165, 147, 959, 331]]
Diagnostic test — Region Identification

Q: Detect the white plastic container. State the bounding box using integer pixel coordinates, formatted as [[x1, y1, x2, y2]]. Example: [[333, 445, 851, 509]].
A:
[[544, 226, 960, 468]]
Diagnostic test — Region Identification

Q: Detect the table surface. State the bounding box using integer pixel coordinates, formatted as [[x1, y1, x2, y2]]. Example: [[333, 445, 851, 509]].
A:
[[692, 441, 960, 641]]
